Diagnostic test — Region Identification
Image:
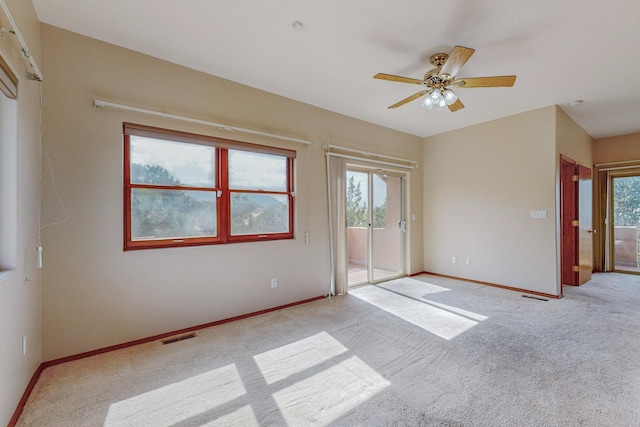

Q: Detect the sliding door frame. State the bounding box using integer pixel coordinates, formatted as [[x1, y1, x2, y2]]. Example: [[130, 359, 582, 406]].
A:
[[594, 160, 640, 274], [346, 164, 407, 287], [606, 168, 640, 274]]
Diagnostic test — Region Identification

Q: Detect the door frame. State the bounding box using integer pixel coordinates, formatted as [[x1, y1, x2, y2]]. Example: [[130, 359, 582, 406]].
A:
[[346, 165, 407, 287], [606, 169, 640, 274]]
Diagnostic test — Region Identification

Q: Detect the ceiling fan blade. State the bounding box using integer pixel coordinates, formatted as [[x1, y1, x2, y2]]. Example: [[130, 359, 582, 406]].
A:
[[388, 90, 428, 109], [374, 73, 424, 85], [439, 45, 475, 77], [448, 99, 465, 112], [453, 75, 517, 88]]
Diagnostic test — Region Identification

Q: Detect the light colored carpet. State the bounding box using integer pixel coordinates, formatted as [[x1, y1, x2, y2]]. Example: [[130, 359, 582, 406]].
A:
[[17, 273, 640, 426]]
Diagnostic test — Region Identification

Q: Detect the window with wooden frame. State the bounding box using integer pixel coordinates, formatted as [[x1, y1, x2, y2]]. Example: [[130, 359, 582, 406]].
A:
[[0, 54, 18, 99], [0, 53, 18, 273], [124, 123, 295, 250]]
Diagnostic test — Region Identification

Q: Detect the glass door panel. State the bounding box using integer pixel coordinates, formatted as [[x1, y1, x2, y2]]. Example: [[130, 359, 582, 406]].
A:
[[372, 173, 403, 282], [346, 170, 370, 286]]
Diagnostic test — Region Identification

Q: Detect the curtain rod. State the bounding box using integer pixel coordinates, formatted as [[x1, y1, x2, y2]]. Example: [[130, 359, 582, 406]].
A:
[[325, 151, 415, 170], [324, 143, 418, 166], [94, 100, 312, 146], [0, 0, 43, 81]]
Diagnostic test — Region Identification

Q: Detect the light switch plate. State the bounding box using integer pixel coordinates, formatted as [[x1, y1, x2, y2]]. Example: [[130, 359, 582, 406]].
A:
[[531, 210, 548, 219]]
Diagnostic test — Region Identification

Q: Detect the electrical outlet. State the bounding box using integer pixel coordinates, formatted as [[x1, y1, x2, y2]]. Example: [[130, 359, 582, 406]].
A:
[[22, 335, 27, 356], [451, 256, 456, 264], [465, 258, 470, 265], [271, 278, 277, 288]]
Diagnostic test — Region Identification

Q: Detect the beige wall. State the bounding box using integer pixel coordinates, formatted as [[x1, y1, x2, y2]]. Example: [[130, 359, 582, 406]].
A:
[[40, 25, 423, 360], [593, 132, 640, 164], [0, 0, 43, 424], [556, 106, 593, 167], [423, 106, 560, 295]]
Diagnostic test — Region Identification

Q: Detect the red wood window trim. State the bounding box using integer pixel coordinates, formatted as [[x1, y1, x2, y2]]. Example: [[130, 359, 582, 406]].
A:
[[123, 123, 295, 250], [226, 155, 295, 243]]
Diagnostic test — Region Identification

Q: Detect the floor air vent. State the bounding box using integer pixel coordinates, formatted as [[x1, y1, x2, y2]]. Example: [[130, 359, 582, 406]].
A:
[[521, 295, 549, 301], [161, 332, 197, 345]]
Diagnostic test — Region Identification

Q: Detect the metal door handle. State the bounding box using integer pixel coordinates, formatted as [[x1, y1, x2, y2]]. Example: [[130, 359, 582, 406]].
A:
[[587, 229, 596, 234]]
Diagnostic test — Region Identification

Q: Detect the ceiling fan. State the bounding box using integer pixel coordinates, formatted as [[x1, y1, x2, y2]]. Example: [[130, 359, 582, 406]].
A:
[[373, 45, 516, 112]]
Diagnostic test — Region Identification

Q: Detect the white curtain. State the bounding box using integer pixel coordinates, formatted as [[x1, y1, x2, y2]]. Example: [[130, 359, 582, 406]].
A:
[[326, 154, 348, 295]]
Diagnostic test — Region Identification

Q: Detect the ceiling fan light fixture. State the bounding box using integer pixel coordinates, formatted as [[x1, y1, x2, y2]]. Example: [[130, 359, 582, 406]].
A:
[[443, 89, 458, 105], [423, 87, 451, 110], [421, 95, 434, 109], [430, 88, 442, 103]]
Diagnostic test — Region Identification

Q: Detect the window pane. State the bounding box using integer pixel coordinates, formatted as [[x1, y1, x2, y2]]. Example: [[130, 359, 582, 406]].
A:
[[130, 136, 215, 187], [0, 93, 18, 269], [230, 193, 289, 235], [373, 173, 387, 228], [346, 171, 368, 227], [228, 150, 287, 191], [131, 188, 217, 240]]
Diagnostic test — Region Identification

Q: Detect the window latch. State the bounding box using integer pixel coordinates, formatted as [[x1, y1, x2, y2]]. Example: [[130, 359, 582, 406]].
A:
[[216, 190, 222, 198]]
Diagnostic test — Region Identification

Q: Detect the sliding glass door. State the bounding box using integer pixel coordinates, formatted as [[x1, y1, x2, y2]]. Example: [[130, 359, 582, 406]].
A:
[[610, 173, 640, 273], [346, 168, 405, 287]]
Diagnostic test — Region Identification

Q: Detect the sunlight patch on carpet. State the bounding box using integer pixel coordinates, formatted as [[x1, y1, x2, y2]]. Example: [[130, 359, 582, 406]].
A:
[[379, 279, 489, 322], [381, 278, 454, 296], [254, 331, 348, 385], [351, 281, 487, 340], [104, 363, 249, 426], [200, 405, 259, 427], [272, 355, 390, 426]]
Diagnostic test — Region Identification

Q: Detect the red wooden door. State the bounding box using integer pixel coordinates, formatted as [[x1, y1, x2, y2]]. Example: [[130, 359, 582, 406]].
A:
[[560, 157, 578, 286]]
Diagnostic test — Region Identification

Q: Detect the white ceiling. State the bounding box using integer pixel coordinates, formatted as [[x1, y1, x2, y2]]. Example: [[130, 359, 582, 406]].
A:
[[32, 0, 640, 139]]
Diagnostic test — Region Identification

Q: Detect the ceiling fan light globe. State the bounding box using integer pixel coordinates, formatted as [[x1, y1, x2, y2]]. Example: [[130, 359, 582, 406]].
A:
[[443, 89, 458, 105], [430, 88, 442, 103], [422, 96, 434, 109], [437, 97, 447, 109]]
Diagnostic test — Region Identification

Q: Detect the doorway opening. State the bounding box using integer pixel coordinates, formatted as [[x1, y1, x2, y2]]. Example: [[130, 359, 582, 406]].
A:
[[346, 168, 405, 287]]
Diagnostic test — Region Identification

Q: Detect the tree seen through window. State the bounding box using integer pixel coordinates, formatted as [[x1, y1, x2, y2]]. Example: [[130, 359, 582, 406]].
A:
[[346, 174, 386, 228]]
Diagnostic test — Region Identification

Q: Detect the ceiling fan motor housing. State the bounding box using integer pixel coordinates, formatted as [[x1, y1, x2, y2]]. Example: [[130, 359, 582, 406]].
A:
[[429, 53, 448, 67], [423, 69, 453, 88]]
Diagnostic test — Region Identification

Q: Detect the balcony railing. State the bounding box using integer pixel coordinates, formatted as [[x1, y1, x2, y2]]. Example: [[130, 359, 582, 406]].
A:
[[614, 226, 639, 270]]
